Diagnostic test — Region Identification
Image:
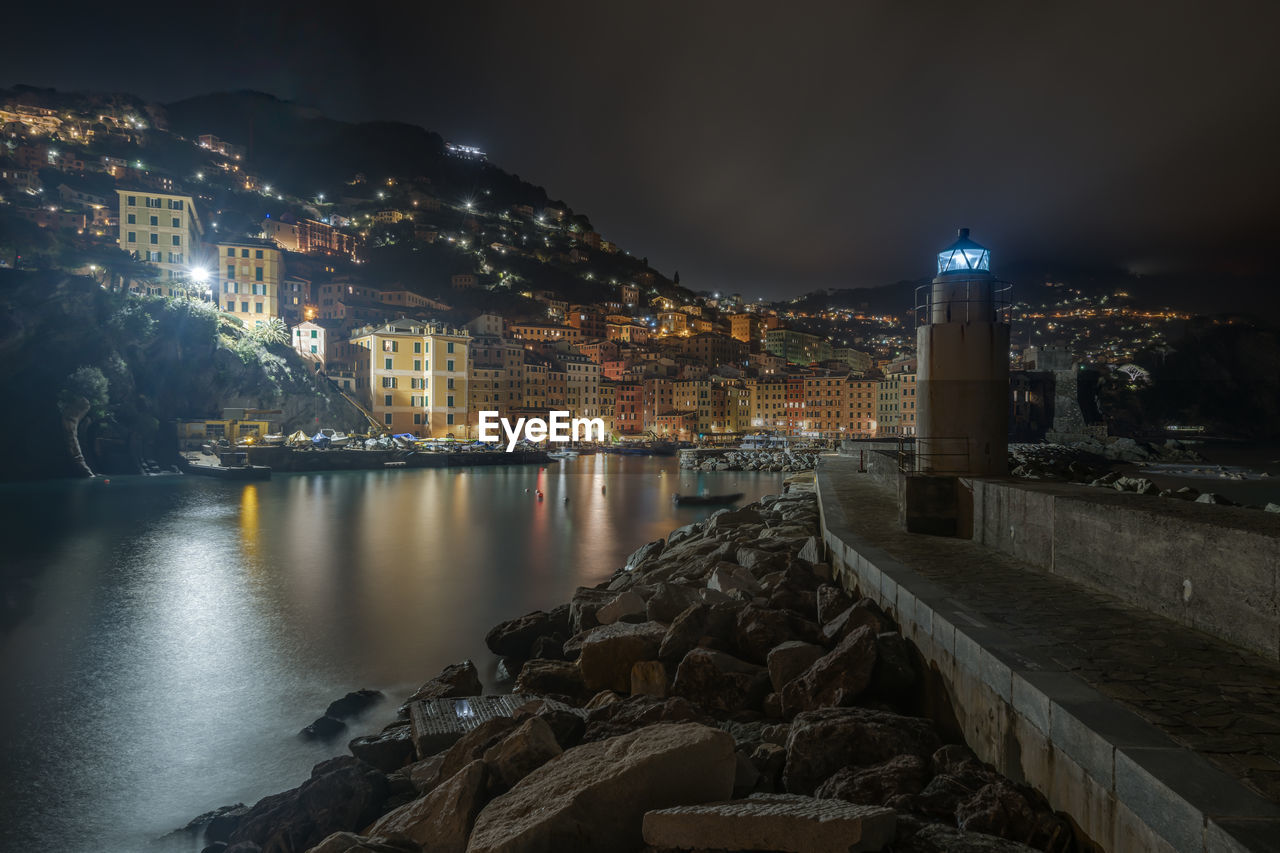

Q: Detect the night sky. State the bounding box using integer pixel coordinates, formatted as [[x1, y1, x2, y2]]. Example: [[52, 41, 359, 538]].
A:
[[4, 2, 1279, 297]]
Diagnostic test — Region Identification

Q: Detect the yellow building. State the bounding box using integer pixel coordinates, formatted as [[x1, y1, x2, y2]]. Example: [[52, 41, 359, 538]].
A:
[[212, 239, 283, 328], [116, 189, 203, 289], [350, 320, 470, 437]]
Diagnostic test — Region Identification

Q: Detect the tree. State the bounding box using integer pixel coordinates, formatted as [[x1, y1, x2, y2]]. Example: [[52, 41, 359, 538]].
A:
[[58, 366, 109, 477]]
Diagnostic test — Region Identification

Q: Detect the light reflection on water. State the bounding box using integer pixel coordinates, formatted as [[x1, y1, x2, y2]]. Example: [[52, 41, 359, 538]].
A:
[[0, 456, 783, 852]]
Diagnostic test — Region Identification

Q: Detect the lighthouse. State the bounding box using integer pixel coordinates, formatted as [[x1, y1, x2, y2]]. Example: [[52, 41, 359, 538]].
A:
[[914, 228, 1011, 477]]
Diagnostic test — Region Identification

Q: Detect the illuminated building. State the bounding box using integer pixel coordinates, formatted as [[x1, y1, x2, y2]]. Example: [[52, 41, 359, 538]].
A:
[[212, 238, 283, 328], [115, 189, 203, 287], [349, 320, 470, 437]]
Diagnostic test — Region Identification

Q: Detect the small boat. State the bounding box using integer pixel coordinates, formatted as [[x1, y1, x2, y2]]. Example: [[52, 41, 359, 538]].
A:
[[673, 492, 744, 507], [547, 449, 580, 460]]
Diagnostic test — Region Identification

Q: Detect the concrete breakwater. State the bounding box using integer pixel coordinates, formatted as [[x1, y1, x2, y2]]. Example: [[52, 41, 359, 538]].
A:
[[242, 446, 549, 472], [179, 488, 1076, 853], [680, 447, 820, 473]]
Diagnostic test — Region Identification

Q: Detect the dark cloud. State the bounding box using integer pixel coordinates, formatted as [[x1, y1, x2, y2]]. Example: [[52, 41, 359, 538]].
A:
[[4, 1, 1278, 296]]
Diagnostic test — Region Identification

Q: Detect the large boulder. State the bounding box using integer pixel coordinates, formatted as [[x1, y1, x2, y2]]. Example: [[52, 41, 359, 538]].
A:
[[482, 716, 563, 795], [404, 661, 483, 708], [645, 582, 701, 623], [582, 695, 713, 743], [783, 707, 941, 795], [326, 690, 385, 720], [596, 590, 647, 625], [569, 587, 619, 634], [512, 659, 586, 703], [814, 754, 930, 808], [578, 621, 667, 693], [672, 648, 771, 716], [349, 725, 416, 773], [781, 625, 878, 716], [642, 793, 896, 853], [766, 641, 825, 693], [466, 723, 735, 853], [228, 756, 388, 852], [624, 538, 665, 572], [822, 598, 891, 645], [307, 831, 423, 852], [362, 759, 488, 853], [735, 605, 822, 665], [485, 611, 555, 661]]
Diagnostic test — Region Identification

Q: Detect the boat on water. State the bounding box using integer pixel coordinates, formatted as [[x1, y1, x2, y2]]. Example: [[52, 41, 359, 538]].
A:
[[547, 449, 580, 460], [181, 452, 272, 481], [673, 492, 744, 507]]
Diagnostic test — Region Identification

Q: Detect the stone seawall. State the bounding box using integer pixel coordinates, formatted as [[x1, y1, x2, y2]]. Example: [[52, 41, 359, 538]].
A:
[[965, 477, 1280, 661], [178, 487, 1076, 853]]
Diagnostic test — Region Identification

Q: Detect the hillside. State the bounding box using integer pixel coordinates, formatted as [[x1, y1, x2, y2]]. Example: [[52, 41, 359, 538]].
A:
[[0, 269, 364, 481]]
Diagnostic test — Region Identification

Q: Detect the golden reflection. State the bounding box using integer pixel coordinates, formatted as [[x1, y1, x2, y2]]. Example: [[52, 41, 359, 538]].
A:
[[240, 484, 260, 566]]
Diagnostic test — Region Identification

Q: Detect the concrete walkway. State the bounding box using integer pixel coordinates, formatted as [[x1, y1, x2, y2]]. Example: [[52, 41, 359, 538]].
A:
[[818, 455, 1280, 851]]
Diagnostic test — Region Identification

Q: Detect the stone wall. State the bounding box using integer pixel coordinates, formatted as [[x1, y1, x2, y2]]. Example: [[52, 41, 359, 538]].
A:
[[966, 478, 1280, 661]]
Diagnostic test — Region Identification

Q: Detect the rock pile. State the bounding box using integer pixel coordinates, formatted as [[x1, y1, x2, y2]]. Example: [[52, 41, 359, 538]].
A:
[[185, 488, 1075, 853], [683, 450, 821, 473]]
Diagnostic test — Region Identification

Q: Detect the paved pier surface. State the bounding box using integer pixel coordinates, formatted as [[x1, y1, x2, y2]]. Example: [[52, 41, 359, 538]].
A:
[[818, 455, 1280, 851]]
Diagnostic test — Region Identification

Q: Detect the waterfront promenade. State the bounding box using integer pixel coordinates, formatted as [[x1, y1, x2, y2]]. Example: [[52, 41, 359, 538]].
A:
[[817, 455, 1280, 852]]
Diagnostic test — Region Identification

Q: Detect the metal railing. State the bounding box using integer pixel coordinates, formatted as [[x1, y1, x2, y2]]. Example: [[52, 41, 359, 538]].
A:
[[896, 436, 971, 475], [914, 281, 1013, 326]]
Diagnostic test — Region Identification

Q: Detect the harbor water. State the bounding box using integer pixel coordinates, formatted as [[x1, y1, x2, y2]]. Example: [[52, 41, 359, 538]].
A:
[[0, 455, 786, 853]]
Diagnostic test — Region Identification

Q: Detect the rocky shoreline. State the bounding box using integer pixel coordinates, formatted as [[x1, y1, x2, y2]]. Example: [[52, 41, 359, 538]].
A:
[[680, 449, 821, 473], [180, 486, 1081, 853]]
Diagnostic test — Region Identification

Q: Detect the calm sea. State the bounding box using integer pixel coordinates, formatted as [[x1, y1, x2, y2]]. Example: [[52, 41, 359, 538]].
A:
[[0, 455, 785, 853]]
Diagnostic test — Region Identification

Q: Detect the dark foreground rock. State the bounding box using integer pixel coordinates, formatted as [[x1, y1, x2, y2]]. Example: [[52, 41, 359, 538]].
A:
[[466, 722, 735, 853], [227, 756, 388, 852]]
